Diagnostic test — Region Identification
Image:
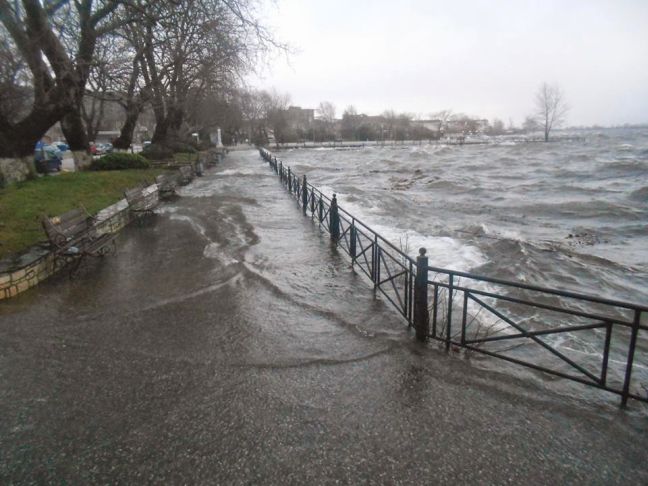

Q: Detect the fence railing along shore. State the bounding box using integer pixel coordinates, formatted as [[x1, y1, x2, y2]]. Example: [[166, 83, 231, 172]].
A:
[[258, 147, 648, 407]]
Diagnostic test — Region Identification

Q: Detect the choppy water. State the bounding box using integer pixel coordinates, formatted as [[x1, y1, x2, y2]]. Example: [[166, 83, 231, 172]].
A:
[[273, 128, 648, 400], [278, 128, 648, 304]]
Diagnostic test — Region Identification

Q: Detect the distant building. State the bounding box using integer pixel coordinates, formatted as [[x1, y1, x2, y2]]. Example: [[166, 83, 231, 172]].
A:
[[285, 106, 315, 131], [475, 119, 490, 133], [413, 119, 442, 133]]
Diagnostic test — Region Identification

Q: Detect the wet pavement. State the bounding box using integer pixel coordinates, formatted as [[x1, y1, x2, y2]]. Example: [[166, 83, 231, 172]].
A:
[[1, 150, 647, 484]]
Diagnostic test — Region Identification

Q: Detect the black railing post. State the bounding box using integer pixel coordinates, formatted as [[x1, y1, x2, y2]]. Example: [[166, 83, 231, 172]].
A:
[[330, 194, 340, 242], [432, 284, 438, 338], [461, 292, 468, 345], [302, 175, 308, 213], [408, 260, 414, 324], [414, 248, 429, 341], [446, 273, 454, 351], [621, 309, 641, 406], [350, 220, 357, 263], [279, 161, 283, 182], [288, 168, 292, 192], [310, 188, 315, 215], [318, 196, 323, 225], [373, 234, 380, 289]]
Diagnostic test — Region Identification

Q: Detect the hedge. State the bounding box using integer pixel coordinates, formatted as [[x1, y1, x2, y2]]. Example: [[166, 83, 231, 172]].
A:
[[90, 153, 151, 170]]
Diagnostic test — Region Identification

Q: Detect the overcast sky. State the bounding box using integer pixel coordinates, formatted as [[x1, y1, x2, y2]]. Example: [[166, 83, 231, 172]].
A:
[[248, 0, 648, 126]]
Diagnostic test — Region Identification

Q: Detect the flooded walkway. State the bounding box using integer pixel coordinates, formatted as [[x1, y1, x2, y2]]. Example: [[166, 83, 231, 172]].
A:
[[1, 150, 647, 484]]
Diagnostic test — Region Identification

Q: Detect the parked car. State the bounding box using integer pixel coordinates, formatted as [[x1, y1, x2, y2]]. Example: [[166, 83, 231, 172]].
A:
[[53, 141, 69, 152], [96, 142, 114, 155], [34, 143, 63, 173]]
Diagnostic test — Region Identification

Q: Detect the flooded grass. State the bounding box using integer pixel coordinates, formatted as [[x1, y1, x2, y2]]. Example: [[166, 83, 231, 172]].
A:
[[0, 169, 167, 259]]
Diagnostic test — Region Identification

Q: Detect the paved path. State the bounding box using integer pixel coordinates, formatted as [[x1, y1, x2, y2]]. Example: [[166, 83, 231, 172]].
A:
[[1, 150, 647, 484]]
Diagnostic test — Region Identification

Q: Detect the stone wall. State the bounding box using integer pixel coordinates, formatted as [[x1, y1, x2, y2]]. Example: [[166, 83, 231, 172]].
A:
[[0, 156, 34, 186], [0, 253, 59, 300]]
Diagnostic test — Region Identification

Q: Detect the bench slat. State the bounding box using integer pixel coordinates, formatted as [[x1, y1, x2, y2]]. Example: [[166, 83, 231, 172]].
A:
[[42, 207, 112, 258]]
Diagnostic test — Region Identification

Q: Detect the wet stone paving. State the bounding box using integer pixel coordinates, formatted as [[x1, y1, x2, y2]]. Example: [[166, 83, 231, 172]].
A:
[[1, 150, 647, 484]]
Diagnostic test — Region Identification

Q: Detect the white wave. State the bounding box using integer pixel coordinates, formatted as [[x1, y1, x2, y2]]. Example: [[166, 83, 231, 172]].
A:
[[216, 168, 260, 177], [370, 223, 489, 270], [203, 242, 239, 265], [155, 205, 179, 215], [324, 188, 489, 271]]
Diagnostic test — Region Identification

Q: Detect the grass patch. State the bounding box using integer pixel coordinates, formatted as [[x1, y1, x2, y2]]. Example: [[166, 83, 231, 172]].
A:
[[0, 169, 166, 259], [173, 152, 200, 164]]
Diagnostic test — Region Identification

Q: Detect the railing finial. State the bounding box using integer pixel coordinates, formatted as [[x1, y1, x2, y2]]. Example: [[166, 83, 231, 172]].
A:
[[419, 247, 426, 256]]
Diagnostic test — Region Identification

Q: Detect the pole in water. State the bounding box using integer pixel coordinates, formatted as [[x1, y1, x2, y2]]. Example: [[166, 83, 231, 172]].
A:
[[330, 194, 340, 242], [350, 221, 357, 262], [302, 175, 308, 213], [414, 248, 429, 341], [318, 196, 324, 224]]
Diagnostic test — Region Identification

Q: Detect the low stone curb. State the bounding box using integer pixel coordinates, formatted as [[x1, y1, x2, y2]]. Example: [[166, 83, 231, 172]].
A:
[[0, 183, 156, 301]]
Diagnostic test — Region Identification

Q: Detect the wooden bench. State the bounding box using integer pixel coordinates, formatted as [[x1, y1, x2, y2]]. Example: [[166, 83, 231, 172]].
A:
[[124, 184, 159, 217], [155, 174, 178, 199], [42, 208, 116, 262], [178, 165, 194, 185]]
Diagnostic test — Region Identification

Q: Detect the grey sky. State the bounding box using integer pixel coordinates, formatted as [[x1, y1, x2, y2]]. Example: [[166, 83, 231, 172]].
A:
[[249, 0, 648, 126]]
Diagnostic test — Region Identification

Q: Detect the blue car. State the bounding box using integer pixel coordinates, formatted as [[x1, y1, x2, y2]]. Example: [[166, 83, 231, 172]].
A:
[[34, 143, 63, 173]]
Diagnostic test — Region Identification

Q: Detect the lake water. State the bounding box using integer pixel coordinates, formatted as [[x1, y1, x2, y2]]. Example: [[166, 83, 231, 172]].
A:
[[271, 128, 648, 400], [277, 129, 648, 304]]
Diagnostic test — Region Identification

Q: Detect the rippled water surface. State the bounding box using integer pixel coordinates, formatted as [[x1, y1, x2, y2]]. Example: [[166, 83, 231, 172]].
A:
[[277, 128, 648, 305]]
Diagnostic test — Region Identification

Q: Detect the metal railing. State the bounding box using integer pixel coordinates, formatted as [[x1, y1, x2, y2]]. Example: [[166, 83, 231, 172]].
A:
[[259, 148, 648, 407]]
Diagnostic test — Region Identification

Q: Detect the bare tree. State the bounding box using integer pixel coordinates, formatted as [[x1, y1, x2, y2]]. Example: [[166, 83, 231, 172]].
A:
[[263, 89, 291, 144], [522, 115, 540, 133], [0, 33, 30, 125], [534, 82, 569, 142], [489, 118, 505, 135], [0, 0, 129, 156], [340, 105, 358, 140], [317, 101, 336, 124], [315, 101, 336, 141], [131, 0, 284, 147], [430, 109, 453, 126]]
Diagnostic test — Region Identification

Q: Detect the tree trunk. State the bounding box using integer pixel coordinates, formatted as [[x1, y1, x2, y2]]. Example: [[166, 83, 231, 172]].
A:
[[113, 103, 143, 149], [151, 115, 169, 144], [151, 104, 185, 145], [166, 105, 186, 143], [61, 109, 89, 150], [0, 106, 66, 158], [0, 127, 45, 159]]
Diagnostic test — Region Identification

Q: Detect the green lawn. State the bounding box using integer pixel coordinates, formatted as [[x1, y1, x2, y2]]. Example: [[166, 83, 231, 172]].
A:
[[0, 169, 166, 259], [173, 152, 200, 163]]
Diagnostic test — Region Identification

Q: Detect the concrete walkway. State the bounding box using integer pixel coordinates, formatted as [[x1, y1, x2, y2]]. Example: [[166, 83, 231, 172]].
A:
[[1, 150, 646, 484]]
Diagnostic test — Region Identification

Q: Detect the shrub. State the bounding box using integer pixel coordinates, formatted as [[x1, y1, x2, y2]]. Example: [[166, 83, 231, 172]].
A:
[[90, 153, 151, 170], [141, 144, 174, 161], [167, 141, 197, 154]]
